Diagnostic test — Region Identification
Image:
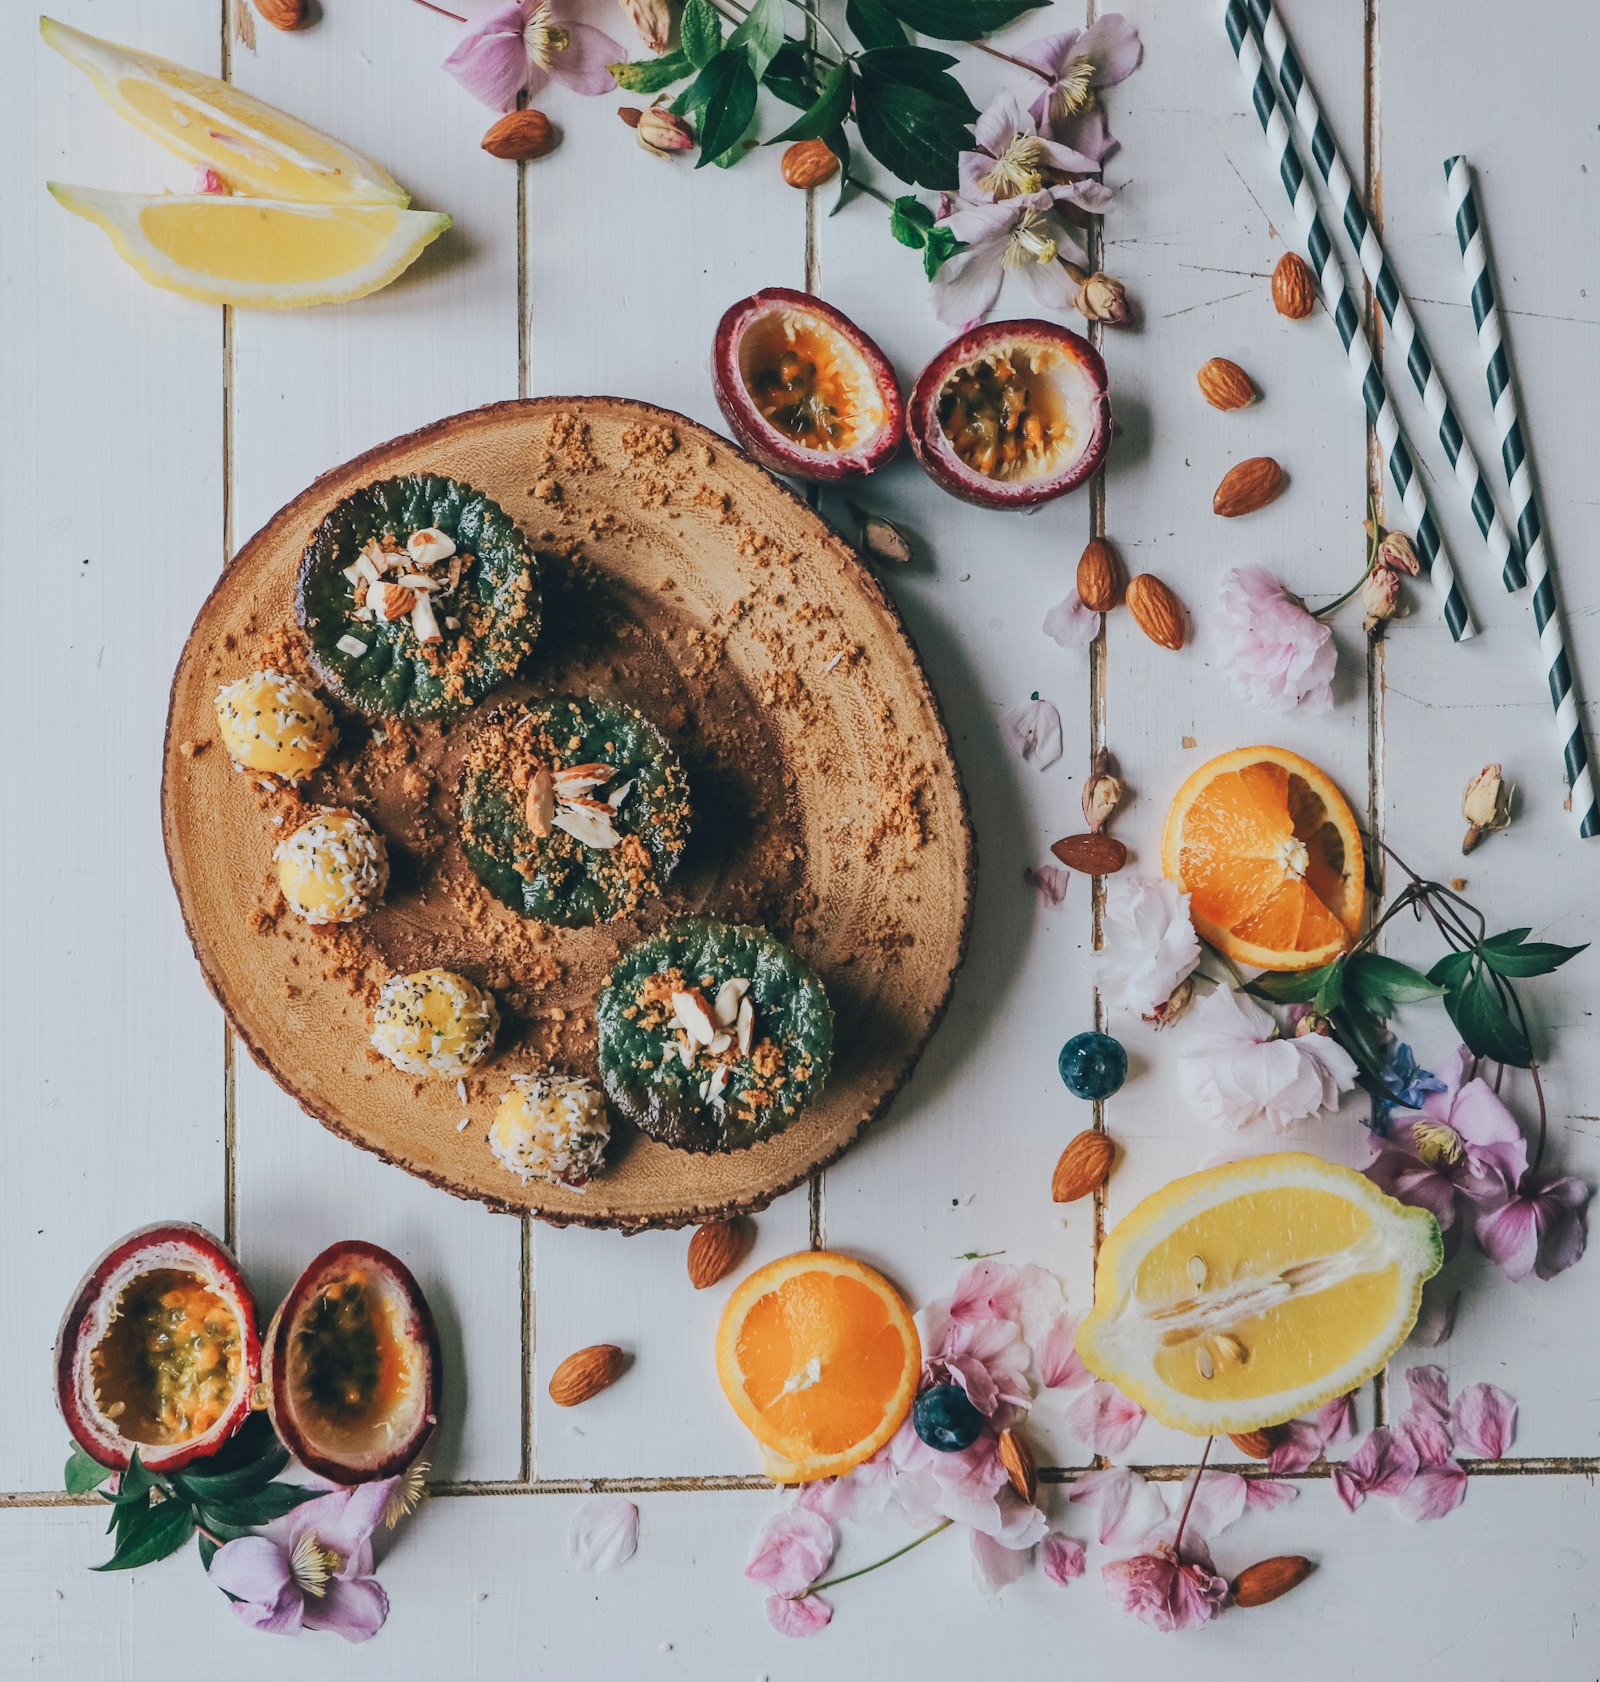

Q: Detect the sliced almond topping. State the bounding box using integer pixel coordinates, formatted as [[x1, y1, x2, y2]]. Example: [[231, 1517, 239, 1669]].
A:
[[713, 977, 750, 1027], [605, 779, 633, 813], [396, 571, 438, 592], [705, 1065, 730, 1107], [675, 1033, 696, 1069], [525, 763, 555, 837], [379, 582, 418, 622], [553, 802, 621, 849], [443, 555, 464, 595], [411, 593, 442, 644], [335, 633, 369, 658], [736, 993, 755, 1056], [707, 1031, 733, 1056], [553, 762, 615, 798], [353, 552, 382, 589], [671, 988, 717, 1046], [408, 527, 456, 566]]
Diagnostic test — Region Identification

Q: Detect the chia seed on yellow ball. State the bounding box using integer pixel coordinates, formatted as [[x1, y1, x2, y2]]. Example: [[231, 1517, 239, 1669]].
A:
[[213, 669, 335, 780], [275, 808, 388, 925], [371, 969, 498, 1079]]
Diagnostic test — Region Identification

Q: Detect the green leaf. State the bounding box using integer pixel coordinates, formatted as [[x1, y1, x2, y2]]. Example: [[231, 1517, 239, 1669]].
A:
[[855, 44, 965, 90], [1332, 1000, 1387, 1077], [725, 0, 786, 79], [1313, 961, 1346, 1015], [1443, 967, 1532, 1068], [827, 128, 855, 215], [197, 1533, 220, 1573], [93, 1496, 194, 1572], [198, 1483, 320, 1529], [611, 47, 695, 93], [1427, 950, 1474, 991], [879, 0, 1050, 41], [683, 51, 759, 166], [921, 223, 962, 279], [890, 194, 935, 247], [762, 42, 821, 110], [771, 61, 853, 143], [65, 1444, 113, 1496], [170, 1422, 289, 1502], [854, 52, 976, 190], [1248, 961, 1340, 1005], [1479, 929, 1588, 978], [847, 0, 908, 48], [1346, 952, 1445, 1016], [681, 0, 722, 67]]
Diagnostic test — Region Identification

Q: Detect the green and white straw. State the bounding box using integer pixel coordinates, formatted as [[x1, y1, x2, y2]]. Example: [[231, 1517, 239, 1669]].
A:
[[1214, 0, 1473, 641], [1445, 157, 1598, 840]]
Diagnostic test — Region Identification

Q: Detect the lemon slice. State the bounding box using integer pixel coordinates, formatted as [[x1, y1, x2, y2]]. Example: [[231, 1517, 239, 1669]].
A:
[[41, 17, 407, 207], [1076, 1153, 1442, 1436], [48, 186, 449, 310]]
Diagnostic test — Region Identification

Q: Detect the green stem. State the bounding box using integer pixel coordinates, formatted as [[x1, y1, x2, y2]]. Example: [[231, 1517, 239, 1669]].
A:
[[846, 173, 894, 206], [799, 1520, 953, 1597], [1310, 567, 1372, 621], [971, 39, 1050, 80], [784, 0, 850, 60]]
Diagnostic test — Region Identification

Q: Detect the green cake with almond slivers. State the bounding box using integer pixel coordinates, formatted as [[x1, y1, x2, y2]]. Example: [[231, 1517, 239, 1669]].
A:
[[597, 919, 833, 1153], [459, 696, 690, 927], [296, 473, 540, 721]]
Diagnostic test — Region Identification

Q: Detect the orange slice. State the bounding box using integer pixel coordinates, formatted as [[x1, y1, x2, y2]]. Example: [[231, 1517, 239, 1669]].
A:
[[1162, 745, 1364, 972], [715, 1251, 920, 1484]]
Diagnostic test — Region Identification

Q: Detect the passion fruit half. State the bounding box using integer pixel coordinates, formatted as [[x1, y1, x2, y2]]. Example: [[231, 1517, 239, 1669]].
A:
[[264, 1241, 440, 1484], [712, 288, 904, 482], [908, 321, 1111, 508], [56, 1223, 260, 1473]]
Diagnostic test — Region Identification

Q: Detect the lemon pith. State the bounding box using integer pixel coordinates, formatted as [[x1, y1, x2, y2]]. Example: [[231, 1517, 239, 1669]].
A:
[[1076, 1153, 1441, 1435]]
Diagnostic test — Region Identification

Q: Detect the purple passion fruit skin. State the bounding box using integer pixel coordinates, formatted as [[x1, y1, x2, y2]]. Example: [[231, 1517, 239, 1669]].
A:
[[56, 1223, 261, 1474], [909, 321, 1111, 509], [712, 287, 905, 483], [266, 1240, 440, 1484]]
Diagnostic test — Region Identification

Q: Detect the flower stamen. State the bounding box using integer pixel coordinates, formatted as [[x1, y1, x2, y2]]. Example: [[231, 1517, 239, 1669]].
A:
[[979, 134, 1046, 200], [385, 1460, 431, 1528], [1004, 208, 1058, 268], [1411, 1121, 1466, 1168], [289, 1533, 335, 1599], [1053, 56, 1097, 118], [521, 3, 564, 68]]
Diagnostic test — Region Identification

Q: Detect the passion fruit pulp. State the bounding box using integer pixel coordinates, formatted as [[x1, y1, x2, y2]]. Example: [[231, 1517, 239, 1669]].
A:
[[712, 288, 904, 483], [909, 321, 1111, 508], [264, 1241, 440, 1484], [56, 1223, 260, 1473]]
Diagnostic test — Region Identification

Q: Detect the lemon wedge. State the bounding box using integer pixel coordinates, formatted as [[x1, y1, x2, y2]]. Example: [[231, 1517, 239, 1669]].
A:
[[48, 185, 449, 309], [1076, 1152, 1442, 1436], [41, 16, 407, 207]]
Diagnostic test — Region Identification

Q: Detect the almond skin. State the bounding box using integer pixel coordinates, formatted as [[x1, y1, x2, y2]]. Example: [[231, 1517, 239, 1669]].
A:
[[781, 139, 840, 189], [1213, 456, 1285, 518], [482, 110, 557, 161], [1076, 537, 1124, 612], [1050, 832, 1128, 876], [1272, 252, 1316, 319], [1197, 357, 1256, 410], [548, 1344, 625, 1407], [1229, 1429, 1278, 1460], [380, 583, 418, 621], [998, 1428, 1037, 1504], [1126, 574, 1186, 649], [687, 1217, 753, 1289], [1232, 1555, 1314, 1608], [253, 0, 305, 29], [1052, 1129, 1115, 1202]]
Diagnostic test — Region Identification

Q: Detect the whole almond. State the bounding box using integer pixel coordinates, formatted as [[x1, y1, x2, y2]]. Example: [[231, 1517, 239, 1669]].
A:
[[1196, 357, 1256, 410], [1052, 1129, 1115, 1202], [525, 762, 555, 838], [687, 1217, 753, 1289], [1212, 456, 1284, 518], [1229, 1429, 1278, 1460], [997, 1428, 1037, 1504], [482, 110, 556, 161], [1126, 574, 1186, 649], [1050, 832, 1128, 876], [1076, 537, 1124, 612], [548, 1343, 625, 1407], [381, 582, 418, 621], [253, 0, 305, 29], [1232, 1554, 1314, 1608], [1272, 252, 1316, 319], [781, 139, 840, 189]]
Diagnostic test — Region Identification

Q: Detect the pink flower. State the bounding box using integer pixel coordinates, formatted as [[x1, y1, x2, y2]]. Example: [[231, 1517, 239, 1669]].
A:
[[1215, 567, 1337, 714], [1392, 1406, 1467, 1523], [1066, 1381, 1146, 1456], [1068, 1466, 1166, 1546], [568, 1497, 638, 1571], [1044, 587, 1099, 648], [960, 90, 1107, 209], [1244, 1478, 1300, 1512], [1011, 15, 1143, 162], [1330, 1426, 1418, 1513], [930, 194, 1085, 328], [745, 1510, 834, 1596], [1313, 1391, 1358, 1447], [1034, 1314, 1090, 1391], [1265, 1420, 1325, 1475], [1000, 692, 1063, 769], [1041, 1531, 1087, 1586], [1086, 875, 1201, 1019], [1024, 864, 1071, 908], [1102, 1539, 1228, 1633], [766, 1593, 833, 1637], [1451, 1383, 1518, 1459], [1474, 1171, 1592, 1281], [1178, 985, 1356, 1131], [443, 0, 621, 112]]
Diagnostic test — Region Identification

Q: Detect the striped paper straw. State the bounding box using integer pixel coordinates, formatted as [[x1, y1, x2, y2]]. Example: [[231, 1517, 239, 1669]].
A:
[[1247, 0, 1525, 593], [1445, 157, 1599, 839], [1215, 0, 1473, 640]]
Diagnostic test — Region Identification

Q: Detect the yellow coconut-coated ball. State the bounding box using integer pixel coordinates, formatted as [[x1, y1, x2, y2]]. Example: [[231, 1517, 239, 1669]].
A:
[[275, 808, 388, 925], [371, 969, 498, 1079], [490, 1074, 610, 1189], [213, 669, 335, 780]]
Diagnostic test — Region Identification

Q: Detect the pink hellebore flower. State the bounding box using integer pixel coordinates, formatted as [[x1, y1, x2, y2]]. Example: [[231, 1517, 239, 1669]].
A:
[[1215, 567, 1337, 715], [1102, 1538, 1228, 1634], [444, 0, 622, 112], [745, 1508, 836, 1639], [1011, 15, 1143, 164], [206, 1480, 395, 1642], [959, 91, 1111, 214], [929, 192, 1085, 328], [1475, 1171, 1592, 1282]]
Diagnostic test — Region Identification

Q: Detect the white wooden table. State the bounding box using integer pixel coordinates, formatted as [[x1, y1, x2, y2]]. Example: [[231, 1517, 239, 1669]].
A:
[[5, 2, 1599, 1675]]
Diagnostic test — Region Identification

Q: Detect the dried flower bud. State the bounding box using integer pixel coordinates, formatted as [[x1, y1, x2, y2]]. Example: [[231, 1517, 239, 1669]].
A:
[[617, 0, 672, 54], [1081, 748, 1124, 833], [1144, 976, 1194, 1030], [1360, 564, 1402, 636], [1074, 272, 1133, 326], [636, 103, 695, 157], [1462, 762, 1512, 852], [1293, 1010, 1333, 1038], [851, 507, 912, 565], [1376, 529, 1421, 577]]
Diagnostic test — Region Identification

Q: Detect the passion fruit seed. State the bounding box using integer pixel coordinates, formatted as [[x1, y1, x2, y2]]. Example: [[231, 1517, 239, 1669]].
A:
[[938, 355, 1063, 479], [751, 346, 847, 451]]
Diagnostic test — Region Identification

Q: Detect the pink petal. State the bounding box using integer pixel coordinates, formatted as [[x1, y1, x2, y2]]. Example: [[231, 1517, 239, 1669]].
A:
[[744, 1509, 834, 1595], [547, 20, 624, 96], [207, 1535, 292, 1606], [229, 1591, 306, 1637], [1397, 1458, 1468, 1523], [1041, 1531, 1086, 1586], [1398, 1411, 1455, 1468], [1243, 1478, 1299, 1512], [1181, 1471, 1247, 1542], [1451, 1383, 1518, 1460], [1410, 1286, 1460, 1348], [1473, 1194, 1541, 1281], [930, 241, 1006, 330], [568, 1497, 639, 1572], [1000, 695, 1063, 770], [971, 1528, 1031, 1597], [1010, 28, 1080, 79], [441, 0, 529, 112], [1024, 865, 1071, 908], [1266, 1421, 1324, 1475], [1404, 1366, 1452, 1428], [1312, 1392, 1358, 1447], [301, 1575, 388, 1643], [1076, 12, 1143, 86], [1035, 1315, 1090, 1391], [1068, 1466, 1166, 1547], [766, 1593, 833, 1637], [1067, 1382, 1145, 1456], [1332, 1427, 1419, 1511], [1044, 588, 1099, 649]]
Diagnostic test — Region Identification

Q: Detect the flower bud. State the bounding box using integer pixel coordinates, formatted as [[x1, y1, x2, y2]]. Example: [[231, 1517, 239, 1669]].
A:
[[1376, 529, 1421, 576], [636, 103, 695, 157], [1082, 748, 1124, 833], [1360, 564, 1401, 636], [617, 0, 672, 53], [1461, 762, 1511, 852], [1074, 272, 1133, 326], [1293, 1011, 1333, 1038], [1144, 976, 1194, 1030]]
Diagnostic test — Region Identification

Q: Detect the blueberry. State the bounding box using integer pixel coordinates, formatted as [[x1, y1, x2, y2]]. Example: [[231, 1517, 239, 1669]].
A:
[[1058, 1031, 1128, 1100], [913, 1382, 984, 1453]]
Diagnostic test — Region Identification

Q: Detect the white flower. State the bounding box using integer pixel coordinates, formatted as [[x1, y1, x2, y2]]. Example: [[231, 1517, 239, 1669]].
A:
[[1178, 985, 1357, 1131], [1086, 876, 1201, 1017]]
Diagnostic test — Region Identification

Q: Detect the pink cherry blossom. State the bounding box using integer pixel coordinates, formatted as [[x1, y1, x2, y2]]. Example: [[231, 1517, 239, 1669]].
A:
[[1034, 1314, 1090, 1391], [1401, 1365, 1452, 1432], [1067, 1382, 1146, 1456], [766, 1593, 832, 1637], [1041, 1532, 1087, 1586], [1313, 1392, 1358, 1446], [1397, 1451, 1467, 1523], [1102, 1539, 1228, 1634], [1331, 1427, 1419, 1513], [1214, 566, 1337, 714], [745, 1510, 834, 1596], [1451, 1383, 1518, 1459], [1265, 1421, 1325, 1475], [1068, 1466, 1166, 1546]]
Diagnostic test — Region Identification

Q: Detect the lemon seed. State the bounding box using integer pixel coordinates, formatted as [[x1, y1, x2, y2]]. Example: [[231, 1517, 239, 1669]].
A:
[[1215, 1334, 1248, 1366], [1187, 1255, 1208, 1288], [1196, 1347, 1215, 1380]]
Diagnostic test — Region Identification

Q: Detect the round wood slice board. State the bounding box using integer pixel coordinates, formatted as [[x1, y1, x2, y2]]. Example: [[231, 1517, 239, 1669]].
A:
[[163, 397, 974, 1230]]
